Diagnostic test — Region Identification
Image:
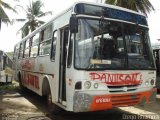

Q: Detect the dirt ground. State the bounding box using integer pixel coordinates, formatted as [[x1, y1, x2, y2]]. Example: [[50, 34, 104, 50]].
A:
[[0, 90, 51, 120], [1, 83, 160, 120]]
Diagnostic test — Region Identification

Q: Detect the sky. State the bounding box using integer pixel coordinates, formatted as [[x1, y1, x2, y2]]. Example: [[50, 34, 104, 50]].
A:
[[0, 0, 159, 52]]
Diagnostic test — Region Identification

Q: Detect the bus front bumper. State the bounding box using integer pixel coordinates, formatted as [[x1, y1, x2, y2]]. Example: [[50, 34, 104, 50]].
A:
[[73, 88, 157, 112]]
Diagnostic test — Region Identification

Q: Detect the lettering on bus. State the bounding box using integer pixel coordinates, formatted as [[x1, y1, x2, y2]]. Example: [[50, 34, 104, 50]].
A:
[[89, 72, 142, 85], [23, 73, 39, 89], [95, 97, 111, 103], [21, 59, 35, 70]]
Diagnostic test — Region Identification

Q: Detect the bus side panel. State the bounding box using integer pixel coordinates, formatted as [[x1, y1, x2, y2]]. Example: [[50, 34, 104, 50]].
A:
[[37, 55, 59, 102]]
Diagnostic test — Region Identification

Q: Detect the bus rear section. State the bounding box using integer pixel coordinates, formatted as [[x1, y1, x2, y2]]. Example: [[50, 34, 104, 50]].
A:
[[0, 50, 13, 83], [13, 2, 157, 113]]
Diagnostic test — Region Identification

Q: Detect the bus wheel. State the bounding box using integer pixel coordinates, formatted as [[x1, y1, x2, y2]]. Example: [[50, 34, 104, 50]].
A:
[[46, 89, 62, 115], [18, 74, 27, 93], [19, 81, 26, 93]]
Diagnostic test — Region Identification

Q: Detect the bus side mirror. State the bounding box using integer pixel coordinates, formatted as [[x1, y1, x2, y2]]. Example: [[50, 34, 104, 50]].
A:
[[69, 16, 78, 33]]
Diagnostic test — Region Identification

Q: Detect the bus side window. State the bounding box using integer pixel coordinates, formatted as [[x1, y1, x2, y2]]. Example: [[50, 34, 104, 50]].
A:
[[18, 43, 24, 59], [51, 30, 57, 60], [30, 33, 39, 57], [24, 39, 30, 58], [13, 45, 19, 60], [39, 25, 52, 56]]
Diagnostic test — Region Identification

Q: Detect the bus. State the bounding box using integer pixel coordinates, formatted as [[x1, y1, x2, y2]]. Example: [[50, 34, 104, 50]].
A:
[[13, 2, 157, 113], [152, 46, 160, 89], [152, 46, 160, 75], [0, 50, 13, 84]]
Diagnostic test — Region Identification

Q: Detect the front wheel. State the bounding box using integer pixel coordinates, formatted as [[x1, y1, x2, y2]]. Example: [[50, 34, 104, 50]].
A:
[[46, 89, 62, 115]]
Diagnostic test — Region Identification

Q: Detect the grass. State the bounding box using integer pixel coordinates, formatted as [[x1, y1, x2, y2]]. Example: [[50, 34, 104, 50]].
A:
[[0, 80, 19, 91]]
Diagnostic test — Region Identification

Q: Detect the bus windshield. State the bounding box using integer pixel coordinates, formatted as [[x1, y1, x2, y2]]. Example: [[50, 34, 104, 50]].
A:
[[75, 18, 155, 70]]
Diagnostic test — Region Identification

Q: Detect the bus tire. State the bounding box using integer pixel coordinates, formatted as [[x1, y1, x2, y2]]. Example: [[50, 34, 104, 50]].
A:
[[46, 89, 62, 115], [18, 73, 27, 93]]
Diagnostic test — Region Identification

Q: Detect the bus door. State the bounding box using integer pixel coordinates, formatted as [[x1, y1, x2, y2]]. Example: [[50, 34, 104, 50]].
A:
[[153, 49, 160, 76], [59, 27, 69, 104]]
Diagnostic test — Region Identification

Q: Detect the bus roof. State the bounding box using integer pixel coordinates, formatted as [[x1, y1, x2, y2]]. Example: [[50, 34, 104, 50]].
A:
[[74, 1, 145, 16], [15, 1, 147, 46]]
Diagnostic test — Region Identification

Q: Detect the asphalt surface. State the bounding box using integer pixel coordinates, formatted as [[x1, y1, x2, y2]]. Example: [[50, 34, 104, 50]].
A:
[[0, 89, 160, 120]]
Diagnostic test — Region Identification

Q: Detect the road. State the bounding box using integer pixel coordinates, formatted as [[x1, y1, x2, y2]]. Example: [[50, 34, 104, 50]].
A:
[[0, 89, 160, 120]]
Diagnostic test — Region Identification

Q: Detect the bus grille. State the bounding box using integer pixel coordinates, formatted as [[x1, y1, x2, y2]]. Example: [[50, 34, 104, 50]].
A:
[[108, 85, 139, 93], [111, 94, 141, 107]]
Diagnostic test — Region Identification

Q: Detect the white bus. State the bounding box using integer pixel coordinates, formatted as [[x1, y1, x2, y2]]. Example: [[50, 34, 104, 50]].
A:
[[152, 46, 160, 89], [0, 50, 13, 83], [152, 46, 160, 75], [13, 2, 157, 113]]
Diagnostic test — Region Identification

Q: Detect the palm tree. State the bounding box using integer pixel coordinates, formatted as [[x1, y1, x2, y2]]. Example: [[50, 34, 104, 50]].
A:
[[17, 0, 52, 38], [0, 0, 17, 29], [105, 0, 154, 16]]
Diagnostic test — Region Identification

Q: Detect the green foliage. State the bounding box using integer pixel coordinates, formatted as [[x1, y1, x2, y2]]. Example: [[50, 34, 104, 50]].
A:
[[0, 81, 19, 91], [105, 0, 154, 16], [17, 0, 52, 38], [0, 0, 17, 26]]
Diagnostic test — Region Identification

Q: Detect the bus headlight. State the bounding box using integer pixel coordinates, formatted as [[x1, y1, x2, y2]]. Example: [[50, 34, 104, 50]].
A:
[[145, 81, 149, 86], [94, 83, 99, 89], [84, 81, 91, 89]]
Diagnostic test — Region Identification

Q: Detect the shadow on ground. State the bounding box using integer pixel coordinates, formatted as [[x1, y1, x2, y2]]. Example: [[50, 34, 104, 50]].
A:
[[0, 84, 154, 120], [21, 89, 152, 120]]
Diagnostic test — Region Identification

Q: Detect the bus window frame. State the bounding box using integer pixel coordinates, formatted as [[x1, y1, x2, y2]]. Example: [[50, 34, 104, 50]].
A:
[[18, 42, 25, 59], [24, 39, 30, 58], [39, 25, 53, 57], [13, 44, 19, 60], [30, 33, 40, 58], [50, 30, 57, 61]]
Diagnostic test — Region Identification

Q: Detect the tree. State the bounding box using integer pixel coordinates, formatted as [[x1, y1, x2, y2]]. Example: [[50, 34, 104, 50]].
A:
[[105, 0, 154, 16], [17, 0, 52, 38], [0, 0, 17, 29]]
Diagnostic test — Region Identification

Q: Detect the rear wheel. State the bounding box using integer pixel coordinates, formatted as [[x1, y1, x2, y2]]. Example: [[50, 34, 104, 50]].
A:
[[18, 74, 27, 93]]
